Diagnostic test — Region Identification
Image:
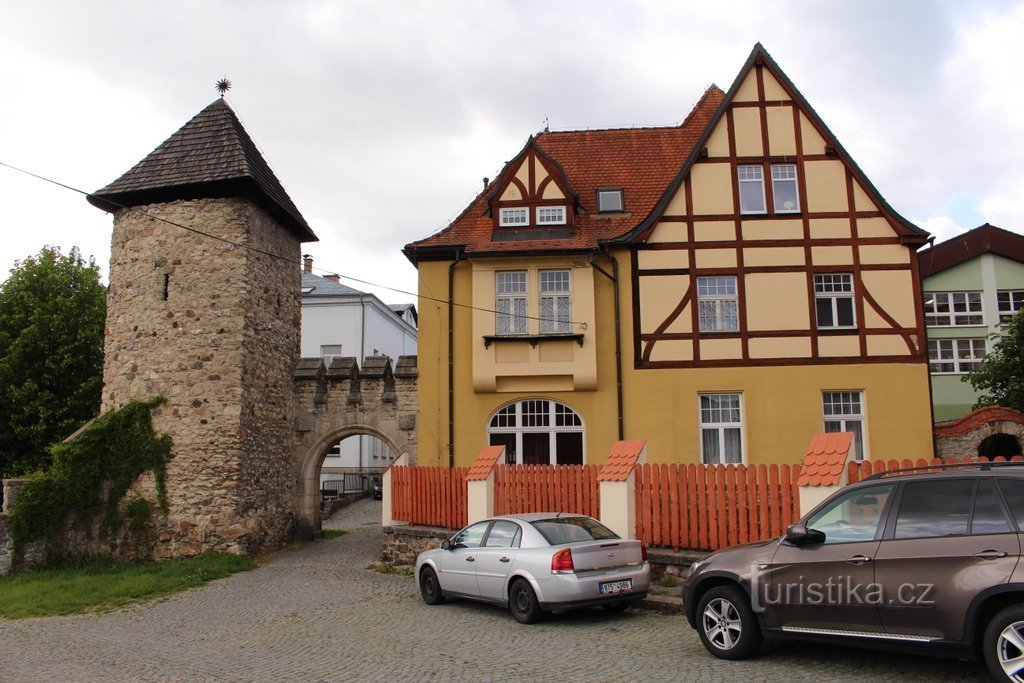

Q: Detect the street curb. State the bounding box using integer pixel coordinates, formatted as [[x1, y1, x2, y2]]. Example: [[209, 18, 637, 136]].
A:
[[640, 593, 683, 615]]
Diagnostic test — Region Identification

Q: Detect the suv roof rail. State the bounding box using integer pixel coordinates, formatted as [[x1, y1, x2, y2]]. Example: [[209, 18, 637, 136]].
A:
[[863, 460, 1024, 481]]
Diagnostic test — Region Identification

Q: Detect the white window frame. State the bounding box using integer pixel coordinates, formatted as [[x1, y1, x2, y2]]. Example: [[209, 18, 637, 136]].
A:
[[924, 291, 984, 327], [536, 206, 566, 225], [539, 270, 572, 334], [499, 207, 529, 227], [699, 393, 744, 465], [495, 271, 528, 335], [737, 165, 766, 215], [814, 273, 857, 329], [597, 189, 624, 213], [487, 399, 585, 465], [928, 338, 987, 374], [822, 391, 867, 461], [697, 276, 739, 333], [320, 344, 343, 367], [998, 290, 1024, 324], [771, 163, 800, 213]]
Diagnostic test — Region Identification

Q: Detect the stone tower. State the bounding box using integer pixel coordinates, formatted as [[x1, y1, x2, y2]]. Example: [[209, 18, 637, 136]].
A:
[[89, 99, 318, 556]]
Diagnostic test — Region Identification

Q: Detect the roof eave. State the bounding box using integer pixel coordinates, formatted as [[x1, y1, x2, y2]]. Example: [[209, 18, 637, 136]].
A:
[[88, 177, 318, 243]]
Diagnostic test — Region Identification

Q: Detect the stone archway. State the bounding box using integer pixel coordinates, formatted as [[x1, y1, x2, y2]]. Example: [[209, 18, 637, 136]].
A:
[[935, 406, 1024, 461], [291, 355, 417, 531]]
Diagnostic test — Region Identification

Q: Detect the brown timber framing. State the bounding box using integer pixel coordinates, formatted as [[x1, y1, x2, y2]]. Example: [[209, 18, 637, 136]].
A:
[[488, 141, 580, 233], [626, 45, 929, 370]]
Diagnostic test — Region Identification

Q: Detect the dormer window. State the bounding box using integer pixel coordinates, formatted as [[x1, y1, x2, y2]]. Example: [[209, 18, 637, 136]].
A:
[[536, 206, 566, 225], [500, 207, 529, 227], [597, 189, 624, 213]]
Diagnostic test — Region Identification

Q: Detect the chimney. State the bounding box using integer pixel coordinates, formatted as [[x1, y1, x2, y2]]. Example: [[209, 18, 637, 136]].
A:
[[324, 274, 340, 283], [303, 254, 313, 273]]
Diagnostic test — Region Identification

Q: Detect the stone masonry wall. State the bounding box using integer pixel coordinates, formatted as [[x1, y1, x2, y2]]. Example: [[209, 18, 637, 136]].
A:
[[236, 204, 301, 550], [102, 198, 301, 558]]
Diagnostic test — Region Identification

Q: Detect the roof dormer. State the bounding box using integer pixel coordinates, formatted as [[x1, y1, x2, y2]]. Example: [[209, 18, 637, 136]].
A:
[[488, 136, 579, 241]]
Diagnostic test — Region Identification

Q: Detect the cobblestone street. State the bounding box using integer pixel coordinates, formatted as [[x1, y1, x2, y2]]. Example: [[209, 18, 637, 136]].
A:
[[0, 499, 990, 681]]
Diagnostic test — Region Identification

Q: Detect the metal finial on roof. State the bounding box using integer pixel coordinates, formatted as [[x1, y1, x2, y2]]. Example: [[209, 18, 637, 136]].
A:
[[543, 117, 550, 133], [215, 77, 232, 97]]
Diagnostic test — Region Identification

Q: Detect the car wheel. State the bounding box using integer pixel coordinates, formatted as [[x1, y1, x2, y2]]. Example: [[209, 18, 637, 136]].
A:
[[984, 604, 1024, 682], [419, 566, 445, 605], [508, 579, 543, 624], [696, 585, 762, 660]]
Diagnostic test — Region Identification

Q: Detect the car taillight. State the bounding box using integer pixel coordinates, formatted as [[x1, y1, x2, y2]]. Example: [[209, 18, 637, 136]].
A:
[[551, 548, 575, 573], [641, 545, 648, 562]]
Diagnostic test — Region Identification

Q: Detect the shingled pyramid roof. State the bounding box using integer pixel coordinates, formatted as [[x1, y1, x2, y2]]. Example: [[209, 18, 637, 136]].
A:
[[88, 98, 317, 242]]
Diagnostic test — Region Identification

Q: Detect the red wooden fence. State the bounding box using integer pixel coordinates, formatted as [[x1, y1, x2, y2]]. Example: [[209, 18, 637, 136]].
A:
[[494, 464, 600, 518], [634, 463, 800, 552], [847, 455, 1024, 483], [390, 465, 468, 529]]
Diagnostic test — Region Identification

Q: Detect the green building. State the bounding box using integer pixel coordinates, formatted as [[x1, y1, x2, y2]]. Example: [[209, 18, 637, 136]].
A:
[[921, 224, 1024, 421]]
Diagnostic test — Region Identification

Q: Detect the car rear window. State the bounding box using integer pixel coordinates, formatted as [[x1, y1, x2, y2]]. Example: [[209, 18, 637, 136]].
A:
[[997, 479, 1024, 531], [530, 517, 619, 545]]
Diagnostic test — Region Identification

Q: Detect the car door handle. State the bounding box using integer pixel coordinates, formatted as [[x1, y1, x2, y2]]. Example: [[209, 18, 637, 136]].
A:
[[499, 557, 510, 563], [465, 556, 475, 562], [846, 555, 872, 565], [975, 550, 1008, 560]]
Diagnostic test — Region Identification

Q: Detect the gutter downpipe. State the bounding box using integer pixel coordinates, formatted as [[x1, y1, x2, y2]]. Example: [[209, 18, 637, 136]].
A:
[[360, 295, 368, 479], [920, 235, 939, 457], [592, 246, 624, 441], [447, 252, 463, 468]]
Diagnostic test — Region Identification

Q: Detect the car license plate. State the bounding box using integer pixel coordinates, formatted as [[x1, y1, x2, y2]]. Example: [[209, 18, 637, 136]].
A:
[[600, 579, 632, 595]]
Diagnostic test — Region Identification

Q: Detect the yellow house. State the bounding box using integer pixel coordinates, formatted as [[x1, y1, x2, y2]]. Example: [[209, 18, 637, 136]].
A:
[[404, 44, 934, 468]]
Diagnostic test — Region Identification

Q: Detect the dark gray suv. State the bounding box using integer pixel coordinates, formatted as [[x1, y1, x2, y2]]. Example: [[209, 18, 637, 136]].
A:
[[682, 462, 1024, 682]]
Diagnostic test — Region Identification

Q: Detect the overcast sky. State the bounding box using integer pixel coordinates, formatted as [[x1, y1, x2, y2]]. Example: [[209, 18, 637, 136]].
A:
[[1, 0, 1022, 304]]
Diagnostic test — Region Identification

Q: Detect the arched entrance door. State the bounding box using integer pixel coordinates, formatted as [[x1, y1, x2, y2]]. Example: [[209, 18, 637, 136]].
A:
[[487, 399, 584, 465]]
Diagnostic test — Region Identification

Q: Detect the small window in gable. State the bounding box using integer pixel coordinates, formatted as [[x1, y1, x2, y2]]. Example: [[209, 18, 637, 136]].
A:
[[771, 164, 800, 213], [597, 189, 624, 213], [536, 206, 566, 225], [738, 165, 766, 214], [500, 207, 529, 227]]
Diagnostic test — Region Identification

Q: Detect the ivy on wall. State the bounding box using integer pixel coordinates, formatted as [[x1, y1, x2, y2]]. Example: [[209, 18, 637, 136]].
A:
[[9, 398, 171, 562]]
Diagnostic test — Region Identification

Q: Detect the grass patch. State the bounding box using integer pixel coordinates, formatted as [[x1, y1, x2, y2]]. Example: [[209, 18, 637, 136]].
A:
[[323, 529, 348, 539], [658, 574, 679, 588], [0, 552, 255, 619], [369, 561, 413, 576]]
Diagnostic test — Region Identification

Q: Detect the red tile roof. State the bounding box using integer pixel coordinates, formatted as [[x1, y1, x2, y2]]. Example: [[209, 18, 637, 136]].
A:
[[798, 432, 854, 487], [404, 86, 724, 259], [467, 445, 505, 480], [597, 440, 647, 481], [935, 406, 1024, 438], [920, 223, 1024, 277]]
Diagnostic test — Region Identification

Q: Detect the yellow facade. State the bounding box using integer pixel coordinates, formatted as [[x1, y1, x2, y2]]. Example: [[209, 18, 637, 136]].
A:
[[408, 45, 934, 470]]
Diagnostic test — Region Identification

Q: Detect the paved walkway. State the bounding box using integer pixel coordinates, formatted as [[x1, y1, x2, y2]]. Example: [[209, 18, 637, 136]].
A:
[[0, 500, 989, 681]]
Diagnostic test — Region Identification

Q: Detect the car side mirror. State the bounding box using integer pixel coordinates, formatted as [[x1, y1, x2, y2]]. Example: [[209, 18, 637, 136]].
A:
[[440, 538, 451, 550], [785, 523, 825, 546]]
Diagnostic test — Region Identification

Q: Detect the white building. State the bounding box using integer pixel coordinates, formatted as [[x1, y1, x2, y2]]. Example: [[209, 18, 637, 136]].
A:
[[300, 256, 417, 490]]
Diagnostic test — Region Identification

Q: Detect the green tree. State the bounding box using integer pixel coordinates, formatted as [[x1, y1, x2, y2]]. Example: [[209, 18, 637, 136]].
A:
[[0, 246, 106, 476], [968, 309, 1024, 412]]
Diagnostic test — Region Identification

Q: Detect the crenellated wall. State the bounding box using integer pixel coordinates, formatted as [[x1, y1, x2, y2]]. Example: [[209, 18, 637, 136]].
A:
[[290, 354, 417, 531]]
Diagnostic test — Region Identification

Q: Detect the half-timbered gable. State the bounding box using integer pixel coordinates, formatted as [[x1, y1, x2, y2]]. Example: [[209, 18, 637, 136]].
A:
[[614, 46, 929, 369]]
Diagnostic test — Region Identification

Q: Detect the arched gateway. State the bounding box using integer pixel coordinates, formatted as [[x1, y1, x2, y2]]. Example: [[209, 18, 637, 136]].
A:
[[292, 355, 417, 529]]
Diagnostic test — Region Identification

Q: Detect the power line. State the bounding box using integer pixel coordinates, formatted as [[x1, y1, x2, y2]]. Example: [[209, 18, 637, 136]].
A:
[[0, 159, 589, 330]]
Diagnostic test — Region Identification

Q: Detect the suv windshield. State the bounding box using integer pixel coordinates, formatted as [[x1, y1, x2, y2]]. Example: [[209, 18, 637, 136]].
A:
[[531, 516, 619, 545]]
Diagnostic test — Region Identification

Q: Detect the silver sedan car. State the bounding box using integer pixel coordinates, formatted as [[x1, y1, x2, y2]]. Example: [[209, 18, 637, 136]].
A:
[[415, 513, 650, 623]]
